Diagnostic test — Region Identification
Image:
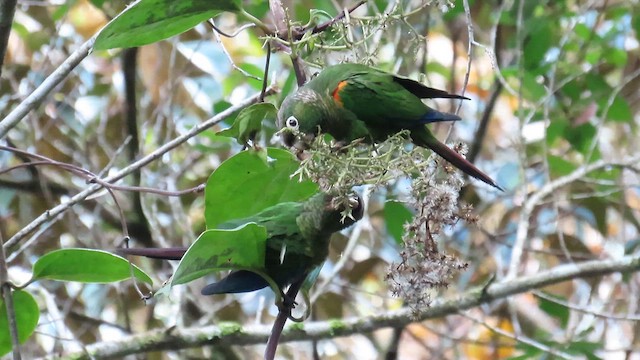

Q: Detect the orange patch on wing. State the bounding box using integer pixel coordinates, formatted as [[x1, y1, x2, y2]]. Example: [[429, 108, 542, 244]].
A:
[[332, 81, 348, 107]]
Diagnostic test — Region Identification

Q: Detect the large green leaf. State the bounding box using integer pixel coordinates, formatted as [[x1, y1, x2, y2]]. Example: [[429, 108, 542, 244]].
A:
[[0, 290, 39, 357], [32, 249, 152, 284], [94, 0, 242, 50], [171, 223, 267, 285], [205, 148, 318, 229]]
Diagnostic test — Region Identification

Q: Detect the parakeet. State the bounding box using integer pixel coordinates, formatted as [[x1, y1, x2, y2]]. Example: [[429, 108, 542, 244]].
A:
[[118, 192, 363, 295], [277, 63, 502, 190]]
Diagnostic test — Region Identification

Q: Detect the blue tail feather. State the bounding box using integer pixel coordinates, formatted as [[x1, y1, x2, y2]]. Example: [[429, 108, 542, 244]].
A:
[[419, 109, 461, 124], [200, 270, 268, 295]]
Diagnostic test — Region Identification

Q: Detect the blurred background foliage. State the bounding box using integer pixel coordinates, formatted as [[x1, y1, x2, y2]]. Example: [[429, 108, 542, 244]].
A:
[[1, 0, 640, 358]]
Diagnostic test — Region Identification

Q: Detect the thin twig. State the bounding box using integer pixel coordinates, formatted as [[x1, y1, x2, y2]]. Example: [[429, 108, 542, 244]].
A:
[[2, 88, 276, 252], [0, 147, 206, 197], [0, 229, 22, 359], [260, 41, 271, 102], [209, 20, 262, 81], [0, 37, 96, 139], [507, 150, 640, 280]]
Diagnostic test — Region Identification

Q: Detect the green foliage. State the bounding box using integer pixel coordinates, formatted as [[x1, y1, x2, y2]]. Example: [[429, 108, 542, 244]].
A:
[[32, 248, 152, 284], [205, 148, 318, 229], [94, 0, 242, 49], [217, 102, 277, 147], [383, 200, 413, 244], [603, 95, 632, 122], [0, 291, 39, 357], [538, 293, 569, 327], [171, 223, 267, 286]]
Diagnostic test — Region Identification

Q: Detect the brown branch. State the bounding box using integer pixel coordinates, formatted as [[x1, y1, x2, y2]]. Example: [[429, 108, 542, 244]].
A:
[[309, 1, 367, 36], [49, 253, 640, 360], [0, 0, 17, 79]]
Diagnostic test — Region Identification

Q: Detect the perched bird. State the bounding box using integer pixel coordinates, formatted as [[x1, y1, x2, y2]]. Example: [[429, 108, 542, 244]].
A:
[[118, 192, 364, 295], [277, 63, 502, 190]]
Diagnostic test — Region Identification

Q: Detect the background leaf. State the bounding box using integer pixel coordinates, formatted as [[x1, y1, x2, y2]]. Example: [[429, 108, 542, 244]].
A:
[[32, 248, 153, 284], [0, 290, 39, 357], [94, 0, 242, 49], [217, 102, 277, 146], [383, 200, 413, 244]]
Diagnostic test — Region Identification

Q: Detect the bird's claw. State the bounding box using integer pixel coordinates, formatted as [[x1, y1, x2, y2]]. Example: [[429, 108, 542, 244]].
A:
[[276, 292, 298, 313]]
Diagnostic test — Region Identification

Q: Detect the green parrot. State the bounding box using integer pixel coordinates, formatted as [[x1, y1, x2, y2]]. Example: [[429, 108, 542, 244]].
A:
[[118, 192, 363, 295], [277, 63, 502, 190]]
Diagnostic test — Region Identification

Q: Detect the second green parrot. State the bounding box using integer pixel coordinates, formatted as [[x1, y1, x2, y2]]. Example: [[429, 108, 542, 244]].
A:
[[277, 63, 502, 190], [118, 192, 363, 295]]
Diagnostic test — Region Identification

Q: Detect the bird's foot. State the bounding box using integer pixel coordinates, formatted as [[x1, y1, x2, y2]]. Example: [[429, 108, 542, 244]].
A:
[[295, 149, 311, 161], [276, 292, 298, 314]]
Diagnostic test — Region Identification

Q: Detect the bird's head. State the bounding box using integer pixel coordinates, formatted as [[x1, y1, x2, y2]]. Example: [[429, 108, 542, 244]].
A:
[[277, 88, 327, 150]]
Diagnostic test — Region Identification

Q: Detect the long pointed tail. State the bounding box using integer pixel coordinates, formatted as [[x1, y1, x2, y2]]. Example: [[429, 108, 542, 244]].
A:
[[418, 109, 462, 125], [116, 247, 187, 260], [411, 129, 503, 191]]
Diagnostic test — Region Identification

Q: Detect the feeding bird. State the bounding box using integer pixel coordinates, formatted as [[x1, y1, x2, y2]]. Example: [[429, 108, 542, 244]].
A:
[[118, 192, 364, 295], [277, 63, 502, 190]]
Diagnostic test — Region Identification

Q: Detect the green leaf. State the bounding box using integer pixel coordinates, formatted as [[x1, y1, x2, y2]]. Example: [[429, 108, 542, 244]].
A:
[[563, 123, 596, 155], [580, 197, 608, 235], [574, 23, 592, 40], [547, 155, 577, 177], [538, 292, 569, 327], [217, 103, 277, 146], [546, 118, 568, 145], [32, 249, 152, 284], [604, 47, 627, 67], [521, 72, 547, 102], [524, 18, 554, 72], [0, 290, 39, 357], [383, 201, 412, 244], [205, 148, 318, 229], [171, 223, 267, 285], [239, 63, 265, 90], [566, 341, 603, 359], [94, 0, 242, 50], [602, 95, 632, 123]]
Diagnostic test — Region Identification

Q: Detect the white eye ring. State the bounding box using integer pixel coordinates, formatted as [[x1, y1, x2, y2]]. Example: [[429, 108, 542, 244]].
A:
[[286, 116, 299, 130]]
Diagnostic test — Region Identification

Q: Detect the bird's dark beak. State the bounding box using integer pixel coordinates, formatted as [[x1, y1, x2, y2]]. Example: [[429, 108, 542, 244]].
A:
[[279, 129, 315, 151], [280, 129, 296, 147]]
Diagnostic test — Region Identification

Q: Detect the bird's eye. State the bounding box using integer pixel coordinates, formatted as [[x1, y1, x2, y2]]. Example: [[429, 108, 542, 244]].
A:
[[286, 116, 298, 130]]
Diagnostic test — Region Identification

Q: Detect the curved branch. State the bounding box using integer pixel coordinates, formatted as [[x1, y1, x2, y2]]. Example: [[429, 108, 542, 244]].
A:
[[2, 88, 277, 252], [507, 153, 640, 280], [49, 253, 640, 360]]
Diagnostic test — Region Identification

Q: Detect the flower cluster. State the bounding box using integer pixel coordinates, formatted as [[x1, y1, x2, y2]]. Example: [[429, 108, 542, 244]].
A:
[[292, 133, 475, 313]]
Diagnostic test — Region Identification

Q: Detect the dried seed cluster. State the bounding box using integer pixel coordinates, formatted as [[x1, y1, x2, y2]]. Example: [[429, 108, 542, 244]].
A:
[[292, 133, 475, 313]]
